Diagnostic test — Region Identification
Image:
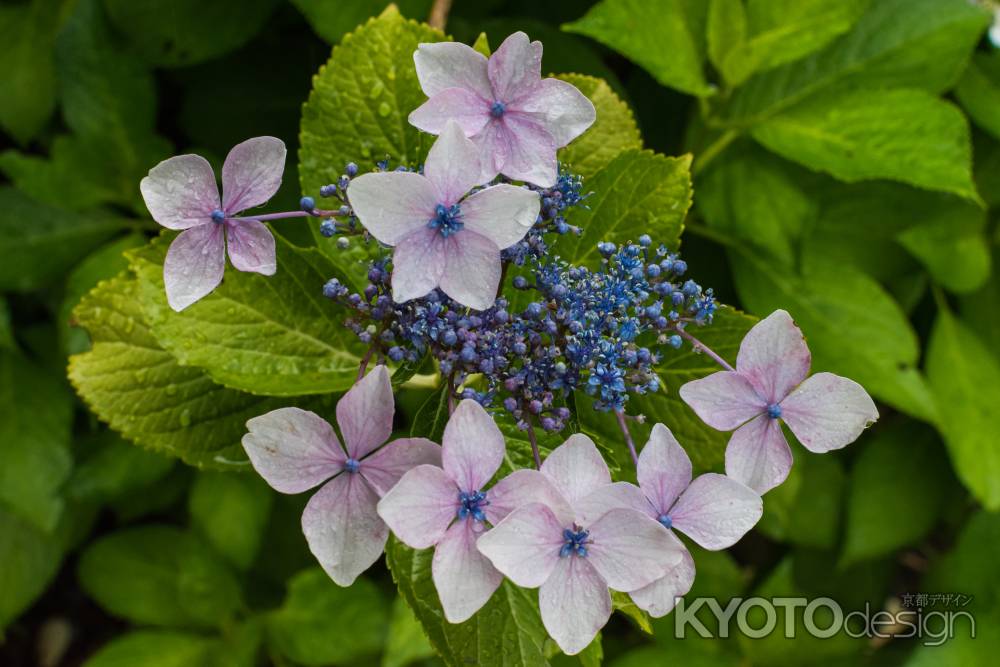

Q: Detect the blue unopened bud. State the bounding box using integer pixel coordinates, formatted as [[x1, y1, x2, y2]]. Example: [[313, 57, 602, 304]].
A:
[[638, 234, 652, 247], [319, 219, 336, 237], [300, 196, 316, 212], [345, 162, 358, 177]]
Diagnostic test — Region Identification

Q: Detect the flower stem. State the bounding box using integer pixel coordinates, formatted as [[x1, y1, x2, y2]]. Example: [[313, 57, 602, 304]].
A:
[[615, 409, 639, 467], [692, 129, 738, 176], [676, 328, 735, 372], [525, 418, 542, 469], [234, 209, 342, 223], [428, 0, 453, 30], [357, 346, 376, 382]]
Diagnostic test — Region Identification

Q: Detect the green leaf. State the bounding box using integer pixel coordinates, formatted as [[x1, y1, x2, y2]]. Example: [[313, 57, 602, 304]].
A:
[[757, 447, 844, 550], [189, 472, 273, 571], [556, 75, 642, 180], [0, 351, 73, 532], [841, 423, 952, 566], [386, 538, 551, 667], [77, 525, 242, 629], [382, 597, 436, 667], [565, 150, 692, 264], [68, 429, 174, 503], [472, 32, 491, 57], [751, 88, 979, 202], [409, 383, 450, 442], [730, 249, 938, 422], [103, 0, 280, 68], [0, 187, 127, 292], [291, 0, 432, 43], [68, 273, 333, 468], [0, 505, 62, 633], [902, 606, 1000, 667], [129, 234, 364, 396], [926, 304, 1000, 510], [897, 207, 991, 293], [611, 591, 653, 635], [956, 51, 1000, 142], [960, 245, 1000, 351], [266, 567, 389, 666], [564, 0, 712, 97], [0, 297, 13, 351], [923, 510, 1000, 611], [82, 631, 224, 667], [707, 0, 747, 85]]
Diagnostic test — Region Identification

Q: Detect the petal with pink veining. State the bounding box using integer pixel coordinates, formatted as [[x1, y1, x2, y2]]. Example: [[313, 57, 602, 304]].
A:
[[511, 78, 596, 147], [781, 372, 878, 453], [242, 407, 346, 494], [409, 88, 491, 137], [423, 121, 485, 205], [485, 469, 574, 526], [336, 365, 394, 460], [678, 371, 766, 431], [414, 41, 492, 99], [302, 473, 386, 586], [360, 437, 441, 497], [438, 230, 502, 310], [669, 473, 762, 550], [637, 423, 693, 515], [347, 172, 438, 246], [574, 482, 651, 526], [432, 520, 503, 623], [163, 223, 226, 312], [471, 120, 511, 184], [496, 115, 558, 187], [226, 219, 275, 275], [585, 509, 682, 592], [725, 414, 793, 495], [442, 399, 505, 492], [539, 555, 611, 656], [140, 154, 219, 230], [540, 433, 611, 505], [221, 136, 286, 214], [376, 464, 458, 549], [629, 543, 696, 618], [488, 32, 542, 103], [460, 184, 539, 250], [476, 503, 565, 588], [391, 227, 447, 303], [736, 309, 812, 403]]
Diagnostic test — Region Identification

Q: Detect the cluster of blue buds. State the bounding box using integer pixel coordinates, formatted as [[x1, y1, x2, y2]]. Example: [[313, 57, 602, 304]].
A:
[[315, 162, 360, 240], [502, 167, 588, 266]]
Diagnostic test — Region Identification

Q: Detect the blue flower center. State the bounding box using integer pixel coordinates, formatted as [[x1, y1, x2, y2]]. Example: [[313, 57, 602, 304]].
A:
[[344, 458, 360, 473], [490, 101, 506, 118], [767, 403, 782, 419], [560, 527, 590, 558], [210, 209, 226, 224], [428, 203, 464, 238], [457, 490, 488, 522], [657, 514, 673, 529]]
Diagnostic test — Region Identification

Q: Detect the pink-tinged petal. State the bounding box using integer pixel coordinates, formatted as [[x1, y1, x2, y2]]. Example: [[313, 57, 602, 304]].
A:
[[488, 32, 542, 103], [539, 556, 611, 656], [540, 433, 611, 505], [336, 365, 394, 460], [360, 437, 441, 497], [586, 509, 683, 592], [476, 503, 565, 588], [669, 473, 762, 550], [414, 41, 492, 99], [439, 230, 502, 310], [163, 223, 225, 312], [243, 407, 346, 494], [574, 482, 652, 526], [376, 464, 458, 549], [725, 414, 793, 495], [140, 154, 219, 230], [678, 371, 767, 431], [736, 309, 812, 403], [391, 227, 447, 303], [432, 520, 503, 622], [302, 473, 386, 586], [408, 89, 491, 138], [485, 469, 574, 525], [460, 184, 539, 250], [423, 121, 485, 205], [495, 115, 558, 187], [225, 219, 275, 275], [471, 120, 510, 183], [221, 136, 286, 214], [629, 543, 696, 618], [347, 172, 438, 245], [637, 423, 693, 515], [780, 372, 879, 453], [510, 78, 596, 147], [442, 399, 505, 491]]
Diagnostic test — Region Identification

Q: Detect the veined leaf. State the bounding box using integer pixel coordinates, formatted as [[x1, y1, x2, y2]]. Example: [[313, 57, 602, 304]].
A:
[[556, 74, 642, 180]]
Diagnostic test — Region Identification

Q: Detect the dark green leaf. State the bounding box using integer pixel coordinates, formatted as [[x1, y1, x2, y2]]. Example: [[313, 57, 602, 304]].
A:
[[382, 597, 436, 667], [0, 505, 62, 633], [956, 51, 1000, 142], [291, 0, 432, 43], [68, 429, 174, 503], [81, 631, 224, 667], [757, 445, 844, 549], [189, 472, 273, 571]]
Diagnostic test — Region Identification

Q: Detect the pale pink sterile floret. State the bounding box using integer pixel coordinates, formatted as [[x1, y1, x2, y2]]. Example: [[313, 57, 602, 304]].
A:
[[409, 32, 596, 188], [376, 399, 567, 623], [241, 365, 440, 587], [347, 120, 540, 310], [140, 136, 286, 311], [577, 424, 762, 617], [477, 434, 684, 655], [679, 310, 879, 494]]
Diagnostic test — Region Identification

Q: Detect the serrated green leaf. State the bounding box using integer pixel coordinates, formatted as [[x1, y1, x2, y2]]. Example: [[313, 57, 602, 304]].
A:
[[129, 234, 363, 396], [386, 538, 550, 667], [757, 446, 844, 549], [68, 429, 174, 503], [77, 525, 242, 629], [291, 0, 433, 43], [189, 472, 273, 571], [926, 305, 1000, 510], [565, 0, 712, 97], [611, 591, 653, 635], [81, 631, 224, 667], [956, 51, 1000, 142], [266, 568, 389, 666], [556, 74, 642, 180], [68, 273, 333, 469], [751, 88, 979, 202], [0, 505, 62, 633], [564, 150, 691, 264]]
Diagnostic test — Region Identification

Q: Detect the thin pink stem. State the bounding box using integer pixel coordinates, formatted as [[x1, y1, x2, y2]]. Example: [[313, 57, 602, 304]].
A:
[[676, 328, 735, 372], [234, 209, 342, 223], [615, 409, 639, 467], [525, 419, 542, 469]]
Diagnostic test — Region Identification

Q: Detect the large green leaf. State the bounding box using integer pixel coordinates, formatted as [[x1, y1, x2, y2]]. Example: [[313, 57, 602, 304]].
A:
[[564, 0, 712, 97], [383, 597, 436, 667], [751, 88, 979, 202], [0, 505, 62, 633], [926, 305, 1000, 510], [291, 0, 432, 43], [757, 446, 844, 549], [189, 472, 273, 571], [956, 51, 1000, 142], [68, 273, 332, 468], [130, 235, 363, 396], [386, 539, 550, 667], [556, 74, 642, 180], [81, 631, 226, 667], [67, 429, 174, 503]]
